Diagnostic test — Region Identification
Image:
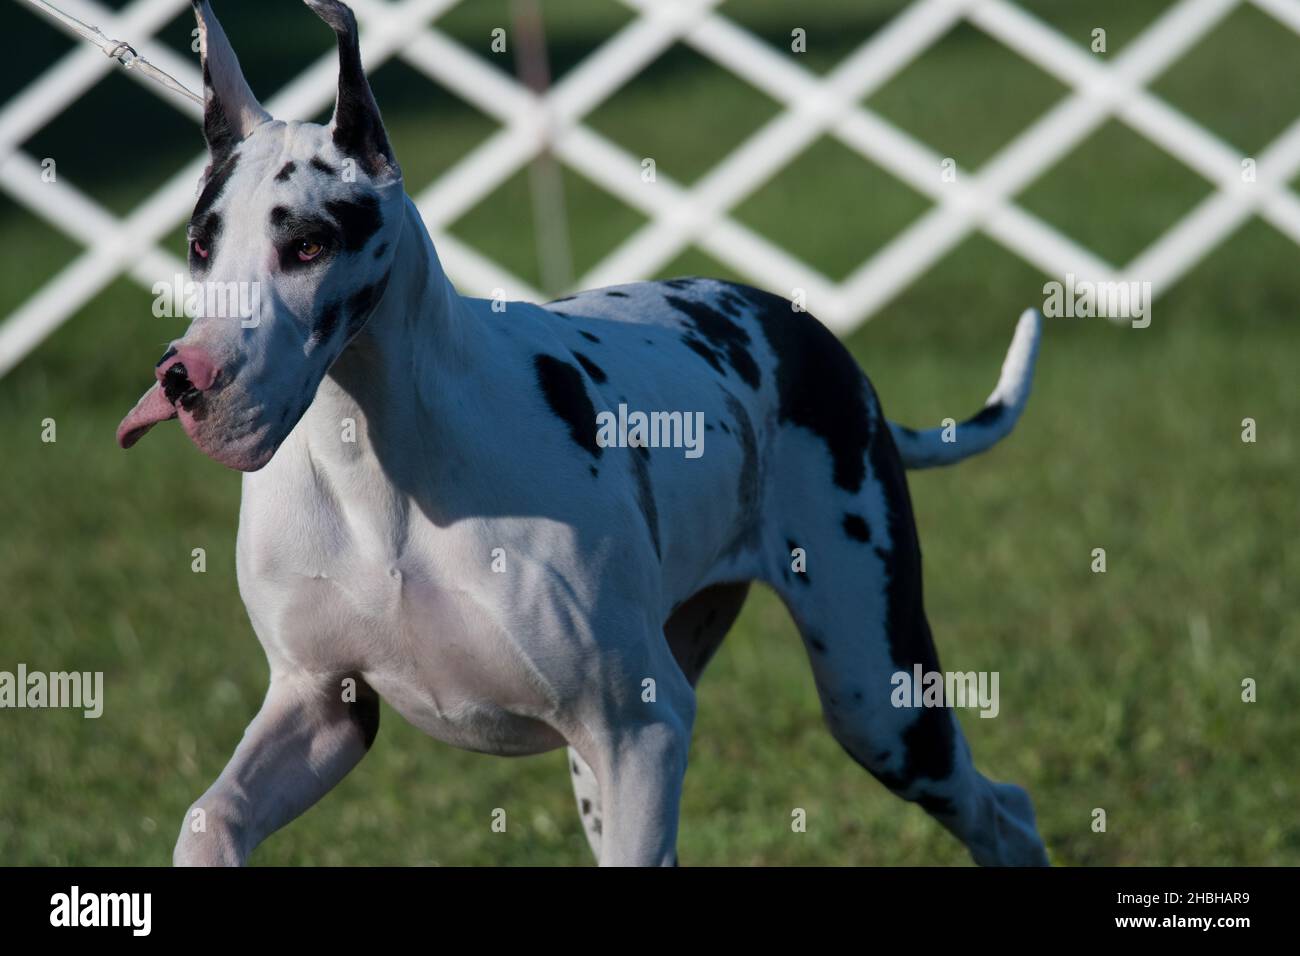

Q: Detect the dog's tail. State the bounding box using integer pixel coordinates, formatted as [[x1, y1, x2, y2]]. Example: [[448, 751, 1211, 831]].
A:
[[888, 308, 1042, 469]]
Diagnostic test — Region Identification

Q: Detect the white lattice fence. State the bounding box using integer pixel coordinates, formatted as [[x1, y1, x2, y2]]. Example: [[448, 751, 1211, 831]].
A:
[[4, 0, 1300, 378]]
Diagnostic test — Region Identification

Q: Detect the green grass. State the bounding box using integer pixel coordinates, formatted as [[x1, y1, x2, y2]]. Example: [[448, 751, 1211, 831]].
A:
[[1, 0, 1297, 865]]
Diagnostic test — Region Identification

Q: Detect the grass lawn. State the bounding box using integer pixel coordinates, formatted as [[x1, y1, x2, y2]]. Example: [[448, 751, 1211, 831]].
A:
[[0, 0, 1296, 865]]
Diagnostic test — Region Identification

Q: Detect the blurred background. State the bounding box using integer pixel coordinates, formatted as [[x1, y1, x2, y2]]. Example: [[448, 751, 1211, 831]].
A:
[[0, 0, 1296, 865]]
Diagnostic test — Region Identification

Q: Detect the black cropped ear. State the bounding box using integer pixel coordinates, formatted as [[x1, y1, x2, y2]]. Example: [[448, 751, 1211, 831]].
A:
[[192, 1, 270, 160], [304, 0, 400, 181]]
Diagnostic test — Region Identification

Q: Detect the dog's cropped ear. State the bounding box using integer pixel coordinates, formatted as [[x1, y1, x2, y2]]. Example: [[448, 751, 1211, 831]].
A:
[[305, 0, 400, 182], [192, 1, 270, 159]]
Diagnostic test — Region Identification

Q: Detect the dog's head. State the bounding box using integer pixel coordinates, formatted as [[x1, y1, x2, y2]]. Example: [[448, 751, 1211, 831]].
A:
[[117, 0, 404, 471]]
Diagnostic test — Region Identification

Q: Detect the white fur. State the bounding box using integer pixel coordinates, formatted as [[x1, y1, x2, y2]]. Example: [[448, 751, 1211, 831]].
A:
[[888, 309, 1042, 469]]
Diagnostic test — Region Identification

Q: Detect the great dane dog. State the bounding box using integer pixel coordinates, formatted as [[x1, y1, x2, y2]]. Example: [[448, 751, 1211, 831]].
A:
[[117, 0, 1049, 866]]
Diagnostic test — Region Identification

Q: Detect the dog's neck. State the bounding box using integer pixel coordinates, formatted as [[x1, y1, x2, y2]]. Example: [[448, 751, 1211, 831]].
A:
[[336, 195, 470, 386], [302, 195, 488, 488]]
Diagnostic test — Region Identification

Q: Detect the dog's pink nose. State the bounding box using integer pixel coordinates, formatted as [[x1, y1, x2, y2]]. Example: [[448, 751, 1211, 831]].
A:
[[157, 346, 219, 391], [156, 346, 220, 410]]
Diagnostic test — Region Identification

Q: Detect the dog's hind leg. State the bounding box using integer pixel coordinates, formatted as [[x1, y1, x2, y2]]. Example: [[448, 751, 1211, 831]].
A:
[[767, 425, 1048, 866], [173, 670, 378, 865]]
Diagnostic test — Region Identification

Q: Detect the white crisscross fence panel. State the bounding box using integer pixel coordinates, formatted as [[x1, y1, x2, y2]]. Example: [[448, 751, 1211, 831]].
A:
[[3, 0, 1300, 378]]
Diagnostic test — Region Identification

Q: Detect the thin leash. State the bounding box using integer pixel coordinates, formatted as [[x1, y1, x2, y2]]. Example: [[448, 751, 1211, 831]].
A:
[[20, 0, 204, 107]]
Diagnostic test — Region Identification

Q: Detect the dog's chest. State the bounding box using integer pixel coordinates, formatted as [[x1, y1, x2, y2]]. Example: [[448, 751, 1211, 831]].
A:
[[236, 470, 562, 756]]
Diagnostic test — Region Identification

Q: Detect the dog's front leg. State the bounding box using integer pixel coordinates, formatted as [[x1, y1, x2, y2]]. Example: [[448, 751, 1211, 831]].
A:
[[173, 671, 378, 866]]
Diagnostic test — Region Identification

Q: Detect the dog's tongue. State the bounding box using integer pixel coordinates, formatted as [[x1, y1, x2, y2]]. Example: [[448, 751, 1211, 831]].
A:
[[116, 383, 178, 449]]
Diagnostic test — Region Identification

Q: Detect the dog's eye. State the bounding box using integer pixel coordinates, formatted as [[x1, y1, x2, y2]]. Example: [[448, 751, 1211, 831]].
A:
[[297, 240, 324, 262], [191, 238, 209, 259]]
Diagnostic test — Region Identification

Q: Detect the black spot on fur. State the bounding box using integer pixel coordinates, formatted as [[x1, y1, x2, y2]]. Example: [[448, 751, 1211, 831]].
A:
[[589, 465, 599, 478], [630, 446, 661, 559], [534, 355, 602, 458], [310, 300, 343, 346], [348, 274, 386, 316], [663, 277, 696, 290], [665, 294, 760, 389], [809, 637, 828, 653], [581, 798, 592, 815], [310, 156, 338, 176], [715, 289, 748, 318], [867, 423, 942, 672], [968, 403, 1005, 428], [892, 673, 955, 786], [858, 419, 956, 789], [549, 295, 577, 304], [842, 513, 871, 543], [578, 330, 601, 344], [606, 290, 629, 298], [198, 212, 224, 257], [343, 268, 392, 340], [373, 241, 388, 259], [682, 335, 726, 376], [324, 195, 383, 253], [592, 817, 602, 835], [740, 285, 872, 492], [275, 161, 296, 182], [571, 759, 581, 775], [191, 152, 239, 226], [573, 352, 607, 383], [720, 391, 761, 557]]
